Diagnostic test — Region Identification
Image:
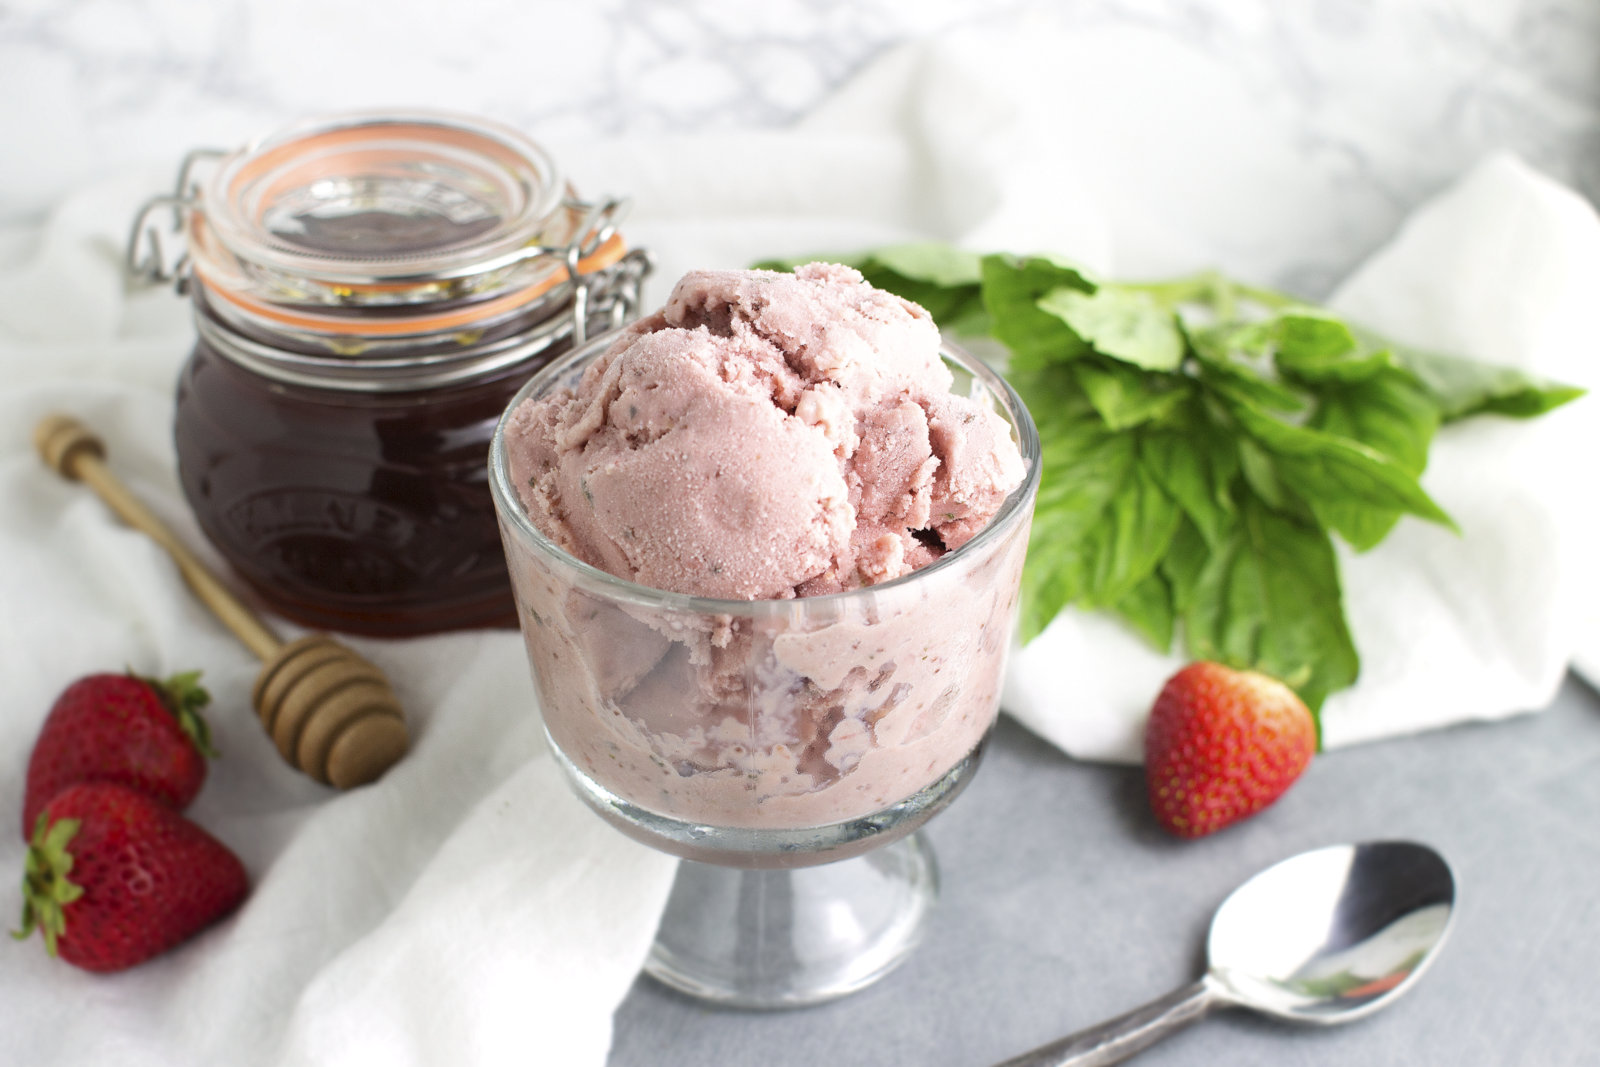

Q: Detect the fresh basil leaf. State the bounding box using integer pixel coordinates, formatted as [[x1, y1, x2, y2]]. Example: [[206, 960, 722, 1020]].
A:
[[1235, 435, 1292, 513], [1138, 401, 1238, 547], [1383, 338, 1586, 419], [1199, 362, 1309, 413], [1074, 359, 1192, 431], [1270, 311, 1394, 384], [1308, 500, 1396, 553], [1011, 368, 1182, 640], [1012, 374, 1127, 641], [1083, 460, 1184, 610], [1017, 507, 1082, 643], [1159, 518, 1211, 616], [1226, 397, 1456, 534], [1182, 492, 1358, 716], [1270, 308, 1359, 360], [1297, 367, 1442, 550], [979, 253, 1096, 371], [1191, 326, 1309, 413], [1037, 286, 1185, 371], [1310, 366, 1439, 477], [868, 243, 984, 287], [1109, 570, 1176, 651]]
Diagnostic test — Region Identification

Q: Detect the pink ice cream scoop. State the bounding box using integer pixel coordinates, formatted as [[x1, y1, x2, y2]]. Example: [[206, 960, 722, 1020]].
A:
[[493, 263, 1040, 845], [504, 262, 1026, 600]]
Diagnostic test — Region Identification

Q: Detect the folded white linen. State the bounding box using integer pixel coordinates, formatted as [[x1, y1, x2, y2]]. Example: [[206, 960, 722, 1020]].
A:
[[0, 171, 680, 1067]]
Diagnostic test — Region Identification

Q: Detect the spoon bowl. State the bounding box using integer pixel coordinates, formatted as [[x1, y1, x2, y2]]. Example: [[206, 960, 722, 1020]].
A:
[[1208, 840, 1455, 1024], [994, 840, 1456, 1066]]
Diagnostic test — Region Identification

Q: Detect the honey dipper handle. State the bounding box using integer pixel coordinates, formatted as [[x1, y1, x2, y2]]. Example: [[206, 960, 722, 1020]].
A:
[[35, 414, 284, 662]]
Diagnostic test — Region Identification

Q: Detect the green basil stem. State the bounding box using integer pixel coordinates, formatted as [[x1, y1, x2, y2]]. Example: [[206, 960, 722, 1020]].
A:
[[1122, 271, 1300, 315]]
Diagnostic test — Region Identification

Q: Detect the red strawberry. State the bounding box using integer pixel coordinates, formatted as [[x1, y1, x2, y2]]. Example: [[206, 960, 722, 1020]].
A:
[[13, 782, 248, 972], [23, 671, 215, 837], [1143, 661, 1317, 838]]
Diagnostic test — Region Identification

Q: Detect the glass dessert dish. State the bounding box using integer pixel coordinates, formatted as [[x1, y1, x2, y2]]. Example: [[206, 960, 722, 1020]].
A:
[[489, 330, 1040, 1008]]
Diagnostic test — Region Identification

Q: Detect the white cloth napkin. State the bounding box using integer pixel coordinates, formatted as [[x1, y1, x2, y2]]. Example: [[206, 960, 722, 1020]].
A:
[[0, 161, 681, 1067], [3, 22, 1598, 1066]]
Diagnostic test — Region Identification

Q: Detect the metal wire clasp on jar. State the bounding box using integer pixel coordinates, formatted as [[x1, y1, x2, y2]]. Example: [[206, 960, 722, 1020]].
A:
[[128, 110, 652, 637]]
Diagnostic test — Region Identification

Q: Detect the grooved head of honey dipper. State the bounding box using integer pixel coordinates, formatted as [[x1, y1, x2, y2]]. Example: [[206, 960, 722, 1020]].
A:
[[34, 415, 105, 478], [326, 715, 410, 789], [253, 634, 409, 788]]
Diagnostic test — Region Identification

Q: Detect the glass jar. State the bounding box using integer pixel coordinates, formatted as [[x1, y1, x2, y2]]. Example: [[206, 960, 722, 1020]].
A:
[[128, 111, 650, 636]]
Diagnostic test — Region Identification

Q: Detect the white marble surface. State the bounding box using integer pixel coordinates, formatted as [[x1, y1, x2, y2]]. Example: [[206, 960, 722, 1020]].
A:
[[2, 0, 1598, 292]]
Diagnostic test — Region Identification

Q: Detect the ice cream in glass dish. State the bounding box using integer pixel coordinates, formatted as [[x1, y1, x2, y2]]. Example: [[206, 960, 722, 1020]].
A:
[[489, 262, 1040, 1006]]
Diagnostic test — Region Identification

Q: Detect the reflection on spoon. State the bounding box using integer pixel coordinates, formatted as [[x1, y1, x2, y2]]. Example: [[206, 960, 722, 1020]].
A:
[[992, 840, 1456, 1066]]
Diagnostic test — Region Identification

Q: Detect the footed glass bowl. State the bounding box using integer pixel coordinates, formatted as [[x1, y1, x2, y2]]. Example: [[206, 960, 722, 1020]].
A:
[[489, 331, 1040, 1007]]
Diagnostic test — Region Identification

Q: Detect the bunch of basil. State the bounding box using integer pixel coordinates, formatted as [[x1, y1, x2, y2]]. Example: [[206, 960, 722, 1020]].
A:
[[757, 246, 1581, 712]]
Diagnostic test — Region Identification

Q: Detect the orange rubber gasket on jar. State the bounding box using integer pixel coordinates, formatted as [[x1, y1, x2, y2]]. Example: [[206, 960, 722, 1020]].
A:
[[192, 232, 628, 337]]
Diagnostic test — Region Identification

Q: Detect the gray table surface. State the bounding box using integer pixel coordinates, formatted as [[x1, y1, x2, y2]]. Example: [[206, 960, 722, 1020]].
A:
[[610, 674, 1600, 1066]]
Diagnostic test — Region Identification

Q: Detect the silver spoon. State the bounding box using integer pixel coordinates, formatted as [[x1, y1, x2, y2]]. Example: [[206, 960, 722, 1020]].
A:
[[993, 840, 1456, 1067]]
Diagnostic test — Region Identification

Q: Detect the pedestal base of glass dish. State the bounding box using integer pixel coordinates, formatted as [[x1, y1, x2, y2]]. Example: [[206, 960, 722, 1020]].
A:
[[543, 730, 990, 1006], [645, 831, 938, 1008]]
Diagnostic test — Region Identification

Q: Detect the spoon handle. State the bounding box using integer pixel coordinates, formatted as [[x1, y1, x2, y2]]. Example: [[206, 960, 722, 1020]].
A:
[[991, 976, 1222, 1067]]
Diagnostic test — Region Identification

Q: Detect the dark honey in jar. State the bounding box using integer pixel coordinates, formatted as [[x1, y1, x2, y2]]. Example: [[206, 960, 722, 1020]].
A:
[[130, 111, 649, 636]]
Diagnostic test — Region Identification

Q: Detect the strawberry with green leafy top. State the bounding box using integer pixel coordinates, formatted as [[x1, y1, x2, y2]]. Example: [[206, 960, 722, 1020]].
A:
[[1144, 661, 1317, 838], [22, 671, 215, 838], [15, 782, 248, 972]]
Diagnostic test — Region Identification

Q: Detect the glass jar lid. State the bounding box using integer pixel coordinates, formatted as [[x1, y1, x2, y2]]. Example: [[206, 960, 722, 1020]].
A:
[[186, 110, 608, 313], [127, 110, 650, 389]]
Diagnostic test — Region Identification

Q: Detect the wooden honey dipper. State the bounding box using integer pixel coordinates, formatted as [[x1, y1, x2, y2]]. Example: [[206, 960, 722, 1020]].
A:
[[34, 414, 410, 789]]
